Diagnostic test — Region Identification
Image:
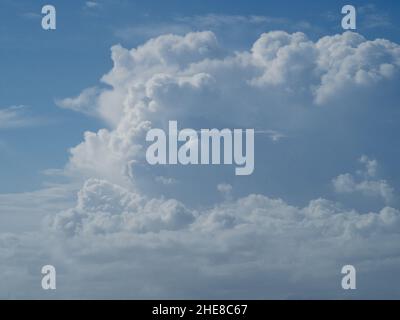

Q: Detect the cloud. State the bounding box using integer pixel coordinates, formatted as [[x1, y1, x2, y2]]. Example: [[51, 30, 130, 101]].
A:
[[359, 155, 378, 177], [333, 174, 394, 204], [359, 4, 392, 29], [217, 183, 233, 200], [114, 14, 312, 43], [155, 176, 178, 185], [175, 14, 288, 28], [0, 105, 44, 129], [333, 156, 395, 204], [50, 179, 399, 239], [34, 178, 400, 298], [85, 1, 100, 9], [114, 24, 192, 41], [48, 179, 196, 236], [56, 87, 101, 116], [0, 184, 75, 233], [20, 12, 41, 20], [256, 130, 286, 142], [3, 29, 400, 298], [58, 30, 400, 192], [217, 183, 232, 194]]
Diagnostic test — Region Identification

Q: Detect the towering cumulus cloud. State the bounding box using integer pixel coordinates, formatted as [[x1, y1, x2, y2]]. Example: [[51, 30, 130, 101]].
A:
[[5, 30, 400, 298], [62, 31, 400, 188]]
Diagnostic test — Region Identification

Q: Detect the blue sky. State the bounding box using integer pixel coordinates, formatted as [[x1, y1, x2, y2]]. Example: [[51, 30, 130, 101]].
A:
[[1, 0, 400, 193], [1, 0, 400, 299]]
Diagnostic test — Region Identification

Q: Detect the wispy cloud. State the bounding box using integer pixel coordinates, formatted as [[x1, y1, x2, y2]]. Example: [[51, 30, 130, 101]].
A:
[[20, 12, 41, 20], [0, 105, 44, 129], [175, 14, 288, 27], [85, 1, 100, 9], [114, 13, 313, 41], [255, 130, 287, 142], [115, 24, 191, 41], [155, 176, 178, 185], [359, 4, 392, 29]]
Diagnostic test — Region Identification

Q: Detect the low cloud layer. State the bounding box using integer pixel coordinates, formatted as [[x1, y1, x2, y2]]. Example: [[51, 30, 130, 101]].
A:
[[2, 178, 397, 298]]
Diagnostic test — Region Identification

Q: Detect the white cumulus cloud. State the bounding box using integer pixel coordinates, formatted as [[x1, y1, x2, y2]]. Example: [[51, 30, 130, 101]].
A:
[[333, 156, 395, 204]]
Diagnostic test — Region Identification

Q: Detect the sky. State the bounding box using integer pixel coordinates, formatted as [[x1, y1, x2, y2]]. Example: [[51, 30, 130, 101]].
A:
[[1, 0, 400, 193], [1, 0, 400, 299]]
